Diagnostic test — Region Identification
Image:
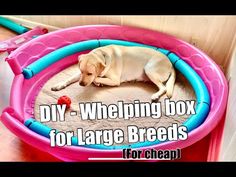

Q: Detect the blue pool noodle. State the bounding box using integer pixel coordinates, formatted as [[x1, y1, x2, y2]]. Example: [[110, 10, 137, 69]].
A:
[[23, 40, 99, 79], [23, 39, 210, 150], [0, 16, 29, 34], [25, 118, 52, 138]]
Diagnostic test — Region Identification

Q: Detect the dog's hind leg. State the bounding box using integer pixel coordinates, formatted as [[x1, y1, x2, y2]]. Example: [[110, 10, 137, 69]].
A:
[[148, 77, 166, 101], [144, 67, 167, 101]]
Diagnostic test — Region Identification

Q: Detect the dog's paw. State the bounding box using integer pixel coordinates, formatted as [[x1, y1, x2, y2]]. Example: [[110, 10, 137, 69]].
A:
[[93, 81, 101, 87], [151, 94, 160, 102], [51, 83, 66, 91]]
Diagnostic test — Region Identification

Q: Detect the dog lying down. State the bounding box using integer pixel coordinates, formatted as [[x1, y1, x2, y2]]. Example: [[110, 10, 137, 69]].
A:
[[51, 45, 176, 101]]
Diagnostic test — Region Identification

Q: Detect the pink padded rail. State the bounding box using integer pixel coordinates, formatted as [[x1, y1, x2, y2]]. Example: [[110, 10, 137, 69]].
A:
[[0, 27, 47, 55], [1, 25, 228, 161]]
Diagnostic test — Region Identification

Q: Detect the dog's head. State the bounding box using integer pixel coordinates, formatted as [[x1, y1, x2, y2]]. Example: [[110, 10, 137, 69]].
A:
[[78, 52, 106, 86]]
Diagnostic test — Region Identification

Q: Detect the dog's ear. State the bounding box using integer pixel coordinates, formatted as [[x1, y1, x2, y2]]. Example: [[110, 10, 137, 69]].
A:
[[101, 50, 107, 58], [93, 48, 112, 76], [101, 50, 112, 61], [97, 50, 113, 77], [94, 51, 106, 67], [95, 50, 111, 61], [78, 54, 85, 66], [96, 58, 106, 74], [98, 57, 106, 67]]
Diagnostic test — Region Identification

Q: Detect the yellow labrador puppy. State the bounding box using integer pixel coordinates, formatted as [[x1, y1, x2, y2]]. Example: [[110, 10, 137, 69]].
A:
[[51, 45, 176, 100]]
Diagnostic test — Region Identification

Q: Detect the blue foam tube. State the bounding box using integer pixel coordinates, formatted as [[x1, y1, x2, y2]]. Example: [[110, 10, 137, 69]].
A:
[[0, 16, 29, 34], [99, 39, 157, 50], [174, 59, 210, 104], [166, 53, 180, 64], [25, 118, 52, 138], [24, 118, 156, 149], [24, 118, 122, 149], [23, 40, 100, 79], [24, 116, 208, 150], [169, 55, 210, 131], [23, 39, 210, 149], [183, 102, 210, 131]]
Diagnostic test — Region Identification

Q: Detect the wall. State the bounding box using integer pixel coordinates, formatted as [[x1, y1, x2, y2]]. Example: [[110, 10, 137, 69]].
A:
[[220, 44, 236, 161], [4, 15, 236, 71]]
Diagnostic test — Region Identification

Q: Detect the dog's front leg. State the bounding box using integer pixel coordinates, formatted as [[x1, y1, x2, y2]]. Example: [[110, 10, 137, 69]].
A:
[[51, 73, 81, 91], [93, 77, 102, 86], [94, 77, 120, 86]]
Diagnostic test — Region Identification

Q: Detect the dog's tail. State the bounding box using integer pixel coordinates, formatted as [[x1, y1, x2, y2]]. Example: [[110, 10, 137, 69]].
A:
[[166, 68, 176, 98]]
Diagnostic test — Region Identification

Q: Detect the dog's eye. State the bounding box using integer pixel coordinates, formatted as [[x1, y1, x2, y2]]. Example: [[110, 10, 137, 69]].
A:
[[87, 73, 92, 76]]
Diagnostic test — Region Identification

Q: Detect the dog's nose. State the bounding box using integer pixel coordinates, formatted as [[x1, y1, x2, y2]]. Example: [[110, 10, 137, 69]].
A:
[[79, 82, 86, 86]]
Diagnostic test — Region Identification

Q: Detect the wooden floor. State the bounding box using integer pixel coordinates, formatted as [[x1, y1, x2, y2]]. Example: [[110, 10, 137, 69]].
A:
[[0, 26, 59, 161]]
